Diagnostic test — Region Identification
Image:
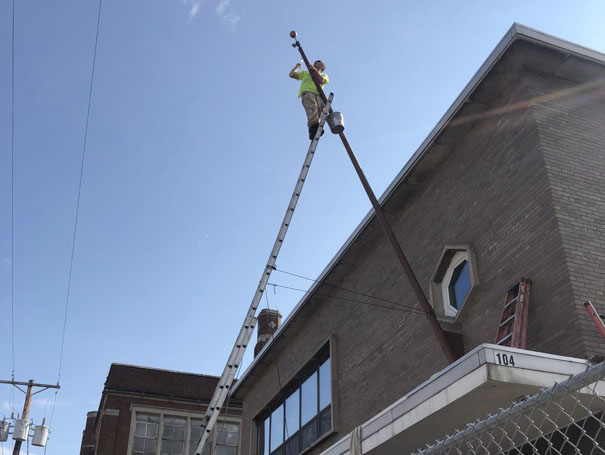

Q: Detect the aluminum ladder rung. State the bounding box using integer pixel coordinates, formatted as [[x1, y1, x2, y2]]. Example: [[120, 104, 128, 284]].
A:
[[503, 296, 518, 310], [497, 333, 513, 345], [499, 314, 516, 328], [194, 94, 334, 455]]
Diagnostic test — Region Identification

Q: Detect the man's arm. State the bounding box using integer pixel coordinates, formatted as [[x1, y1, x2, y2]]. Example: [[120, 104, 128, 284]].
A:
[[289, 63, 302, 79], [309, 65, 328, 84]]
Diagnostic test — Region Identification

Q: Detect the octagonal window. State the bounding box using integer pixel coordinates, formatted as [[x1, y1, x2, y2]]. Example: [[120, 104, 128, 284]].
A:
[[448, 260, 471, 310], [436, 250, 476, 317]]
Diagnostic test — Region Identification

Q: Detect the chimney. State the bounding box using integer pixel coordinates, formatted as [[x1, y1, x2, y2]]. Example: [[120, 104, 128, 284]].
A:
[[79, 411, 97, 455], [254, 309, 282, 357]]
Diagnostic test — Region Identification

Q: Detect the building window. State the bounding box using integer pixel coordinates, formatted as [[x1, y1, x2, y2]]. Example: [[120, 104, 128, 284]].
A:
[[430, 246, 478, 320], [162, 417, 186, 455], [190, 419, 205, 455], [133, 414, 159, 455], [258, 349, 331, 455], [130, 410, 239, 455], [440, 251, 471, 316], [216, 422, 239, 455], [448, 260, 471, 311]]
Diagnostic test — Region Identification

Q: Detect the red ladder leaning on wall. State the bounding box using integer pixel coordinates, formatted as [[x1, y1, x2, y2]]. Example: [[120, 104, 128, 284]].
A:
[[495, 278, 532, 348], [584, 301, 605, 340]]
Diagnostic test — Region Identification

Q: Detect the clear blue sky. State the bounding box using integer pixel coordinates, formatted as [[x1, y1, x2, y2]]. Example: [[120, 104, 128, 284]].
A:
[[0, 1, 604, 453]]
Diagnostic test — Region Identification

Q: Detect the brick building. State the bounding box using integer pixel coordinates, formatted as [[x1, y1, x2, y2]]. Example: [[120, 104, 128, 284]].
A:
[[80, 364, 242, 455], [228, 24, 605, 455], [80, 23, 605, 455]]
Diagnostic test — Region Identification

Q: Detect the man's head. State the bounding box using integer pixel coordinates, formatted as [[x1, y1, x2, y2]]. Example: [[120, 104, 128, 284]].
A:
[[313, 60, 326, 72]]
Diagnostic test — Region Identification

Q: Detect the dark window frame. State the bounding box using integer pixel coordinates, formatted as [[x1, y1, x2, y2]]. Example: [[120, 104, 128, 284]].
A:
[[256, 340, 334, 455]]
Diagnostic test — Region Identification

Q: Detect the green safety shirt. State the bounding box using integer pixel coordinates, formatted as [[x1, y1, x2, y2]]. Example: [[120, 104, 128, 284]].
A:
[[295, 70, 329, 97]]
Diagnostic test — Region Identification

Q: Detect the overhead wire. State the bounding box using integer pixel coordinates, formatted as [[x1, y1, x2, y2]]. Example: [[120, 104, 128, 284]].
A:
[[272, 266, 428, 314], [257, 270, 428, 451], [263, 290, 290, 442], [49, 0, 104, 433], [10, 0, 16, 416], [267, 282, 428, 316]]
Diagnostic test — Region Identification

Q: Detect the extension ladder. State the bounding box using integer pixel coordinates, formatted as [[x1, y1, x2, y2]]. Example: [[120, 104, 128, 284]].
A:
[[584, 301, 605, 340], [495, 278, 532, 348], [194, 93, 335, 455]]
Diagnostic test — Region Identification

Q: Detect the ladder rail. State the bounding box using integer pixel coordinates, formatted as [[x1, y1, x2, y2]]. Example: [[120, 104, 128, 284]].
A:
[[195, 94, 334, 455], [494, 278, 531, 348], [584, 301, 605, 340], [519, 281, 531, 349]]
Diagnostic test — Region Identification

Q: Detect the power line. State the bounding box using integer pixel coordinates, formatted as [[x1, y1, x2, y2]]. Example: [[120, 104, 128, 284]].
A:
[[271, 267, 429, 314], [50, 0, 104, 427], [263, 291, 290, 441], [10, 0, 16, 415], [56, 0, 103, 381], [266, 282, 428, 316]]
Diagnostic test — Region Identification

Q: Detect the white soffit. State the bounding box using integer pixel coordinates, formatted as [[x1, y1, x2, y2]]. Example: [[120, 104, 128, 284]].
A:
[[322, 344, 600, 455]]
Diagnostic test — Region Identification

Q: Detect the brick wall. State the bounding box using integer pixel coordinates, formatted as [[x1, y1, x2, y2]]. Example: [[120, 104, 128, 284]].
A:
[[80, 412, 97, 455], [80, 364, 242, 455], [92, 392, 242, 455], [237, 60, 604, 455], [532, 71, 605, 359]]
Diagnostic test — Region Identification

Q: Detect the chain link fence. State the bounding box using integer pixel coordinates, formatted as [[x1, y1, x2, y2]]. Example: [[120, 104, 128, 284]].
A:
[[412, 361, 605, 455]]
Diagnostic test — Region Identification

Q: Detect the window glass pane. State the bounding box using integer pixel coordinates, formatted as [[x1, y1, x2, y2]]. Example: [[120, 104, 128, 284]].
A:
[[144, 438, 157, 453], [319, 406, 331, 437], [285, 389, 300, 438], [189, 419, 206, 455], [162, 416, 186, 455], [134, 413, 159, 455], [136, 422, 146, 437], [301, 372, 318, 425], [219, 423, 239, 433], [449, 260, 471, 309], [133, 437, 145, 451], [301, 418, 317, 450], [137, 414, 160, 424], [189, 419, 202, 452], [217, 422, 239, 447], [271, 405, 284, 451], [225, 430, 238, 446], [148, 423, 158, 438], [263, 418, 270, 455], [319, 359, 331, 411]]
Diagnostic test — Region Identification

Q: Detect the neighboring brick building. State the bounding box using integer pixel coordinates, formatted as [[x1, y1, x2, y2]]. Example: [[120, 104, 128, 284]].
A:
[[228, 24, 605, 455], [80, 364, 242, 455]]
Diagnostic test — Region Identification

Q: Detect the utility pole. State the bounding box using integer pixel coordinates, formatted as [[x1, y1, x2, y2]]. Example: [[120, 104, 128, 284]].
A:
[[12, 380, 33, 455], [289, 31, 457, 364], [0, 379, 60, 454]]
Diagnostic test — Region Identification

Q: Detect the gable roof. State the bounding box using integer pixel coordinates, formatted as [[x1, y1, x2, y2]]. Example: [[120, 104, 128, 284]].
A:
[[232, 23, 605, 396]]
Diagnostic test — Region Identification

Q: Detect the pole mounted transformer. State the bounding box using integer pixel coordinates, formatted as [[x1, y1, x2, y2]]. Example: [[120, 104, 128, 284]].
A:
[[0, 378, 59, 454]]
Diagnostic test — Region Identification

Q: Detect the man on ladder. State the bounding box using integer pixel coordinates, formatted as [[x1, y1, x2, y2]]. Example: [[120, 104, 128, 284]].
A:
[[289, 59, 329, 139]]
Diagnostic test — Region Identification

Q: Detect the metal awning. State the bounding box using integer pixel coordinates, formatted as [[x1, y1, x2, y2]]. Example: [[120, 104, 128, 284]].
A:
[[321, 344, 601, 455]]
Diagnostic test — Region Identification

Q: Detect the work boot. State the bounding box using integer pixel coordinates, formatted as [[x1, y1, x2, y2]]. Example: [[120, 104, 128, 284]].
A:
[[309, 123, 319, 140]]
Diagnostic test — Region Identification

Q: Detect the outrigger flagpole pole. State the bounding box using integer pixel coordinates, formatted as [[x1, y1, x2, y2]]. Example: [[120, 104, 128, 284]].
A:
[[289, 31, 456, 364]]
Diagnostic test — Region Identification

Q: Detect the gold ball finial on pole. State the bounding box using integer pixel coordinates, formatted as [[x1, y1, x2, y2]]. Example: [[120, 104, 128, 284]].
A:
[[289, 31, 297, 39]]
